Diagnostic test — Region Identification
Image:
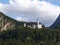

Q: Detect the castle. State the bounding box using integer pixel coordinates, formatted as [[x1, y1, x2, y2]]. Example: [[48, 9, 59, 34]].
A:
[[0, 12, 43, 31], [23, 21, 42, 29]]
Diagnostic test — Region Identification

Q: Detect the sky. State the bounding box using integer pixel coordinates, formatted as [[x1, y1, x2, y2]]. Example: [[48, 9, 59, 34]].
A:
[[0, 0, 60, 27]]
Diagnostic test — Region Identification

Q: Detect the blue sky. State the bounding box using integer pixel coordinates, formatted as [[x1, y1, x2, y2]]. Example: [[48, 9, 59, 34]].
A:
[[0, 0, 60, 27], [45, 0, 60, 6], [0, 0, 9, 4], [0, 0, 60, 6]]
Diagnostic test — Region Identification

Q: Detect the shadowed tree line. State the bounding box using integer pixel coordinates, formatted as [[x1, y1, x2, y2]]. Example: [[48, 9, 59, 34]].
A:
[[0, 27, 59, 45]]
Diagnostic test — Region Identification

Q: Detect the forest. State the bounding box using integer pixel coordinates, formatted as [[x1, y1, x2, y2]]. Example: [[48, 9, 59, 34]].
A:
[[0, 27, 60, 45]]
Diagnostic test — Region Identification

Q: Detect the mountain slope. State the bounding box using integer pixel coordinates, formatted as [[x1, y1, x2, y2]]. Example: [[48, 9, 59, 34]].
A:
[[50, 14, 60, 29], [0, 12, 18, 31]]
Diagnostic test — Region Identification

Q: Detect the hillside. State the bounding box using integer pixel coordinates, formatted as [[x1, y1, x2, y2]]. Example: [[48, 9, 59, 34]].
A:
[[0, 12, 28, 31], [0, 12, 26, 30], [50, 14, 60, 29], [0, 27, 59, 45], [0, 12, 18, 31]]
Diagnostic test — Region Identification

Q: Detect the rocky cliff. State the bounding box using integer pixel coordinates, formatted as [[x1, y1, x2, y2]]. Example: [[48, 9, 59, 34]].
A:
[[0, 12, 17, 31]]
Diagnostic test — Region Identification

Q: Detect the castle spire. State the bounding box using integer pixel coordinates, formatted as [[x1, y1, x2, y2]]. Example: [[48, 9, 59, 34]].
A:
[[36, 18, 42, 29]]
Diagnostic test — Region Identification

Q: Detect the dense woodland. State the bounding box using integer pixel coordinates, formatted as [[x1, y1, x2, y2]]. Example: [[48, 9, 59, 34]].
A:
[[0, 27, 59, 45]]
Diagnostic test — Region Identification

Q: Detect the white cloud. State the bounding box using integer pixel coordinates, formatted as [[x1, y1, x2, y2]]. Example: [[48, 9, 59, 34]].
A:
[[16, 17, 28, 21], [0, 0, 60, 27], [0, 3, 5, 12]]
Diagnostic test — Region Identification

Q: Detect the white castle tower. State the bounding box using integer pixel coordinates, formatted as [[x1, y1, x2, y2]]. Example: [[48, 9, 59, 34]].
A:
[[37, 19, 42, 29], [24, 23, 26, 27]]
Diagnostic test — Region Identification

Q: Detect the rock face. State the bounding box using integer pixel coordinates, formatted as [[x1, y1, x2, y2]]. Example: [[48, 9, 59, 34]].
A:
[[50, 14, 60, 29], [0, 12, 17, 31]]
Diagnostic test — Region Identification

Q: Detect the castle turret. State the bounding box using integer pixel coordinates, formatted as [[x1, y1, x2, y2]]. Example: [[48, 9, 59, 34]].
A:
[[37, 19, 42, 29], [24, 23, 26, 27]]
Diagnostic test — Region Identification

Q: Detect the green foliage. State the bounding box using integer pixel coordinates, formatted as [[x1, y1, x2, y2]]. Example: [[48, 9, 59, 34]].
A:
[[0, 27, 59, 45], [56, 25, 60, 29]]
